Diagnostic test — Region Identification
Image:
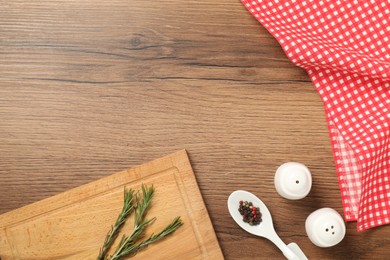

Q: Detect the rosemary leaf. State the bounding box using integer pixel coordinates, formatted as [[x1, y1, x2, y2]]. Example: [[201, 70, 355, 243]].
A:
[[96, 188, 135, 260]]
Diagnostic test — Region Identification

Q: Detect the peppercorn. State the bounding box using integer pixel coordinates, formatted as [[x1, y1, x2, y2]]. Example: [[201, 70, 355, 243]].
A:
[[238, 200, 262, 226]]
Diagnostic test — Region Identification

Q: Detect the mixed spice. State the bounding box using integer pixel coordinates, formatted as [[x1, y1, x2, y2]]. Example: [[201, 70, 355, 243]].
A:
[[239, 200, 262, 226]]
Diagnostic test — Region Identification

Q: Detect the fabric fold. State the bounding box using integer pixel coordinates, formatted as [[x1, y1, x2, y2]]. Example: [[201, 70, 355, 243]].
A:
[[240, 0, 390, 231]]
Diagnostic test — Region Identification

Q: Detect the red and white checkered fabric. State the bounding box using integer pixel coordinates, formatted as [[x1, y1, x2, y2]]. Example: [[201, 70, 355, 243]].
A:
[[240, 0, 390, 231]]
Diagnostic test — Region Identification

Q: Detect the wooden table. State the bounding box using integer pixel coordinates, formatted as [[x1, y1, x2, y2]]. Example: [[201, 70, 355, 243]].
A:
[[1, 0, 389, 259]]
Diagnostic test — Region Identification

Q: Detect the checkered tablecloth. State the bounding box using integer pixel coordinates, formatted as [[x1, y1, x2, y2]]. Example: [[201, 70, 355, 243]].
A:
[[240, 0, 390, 231]]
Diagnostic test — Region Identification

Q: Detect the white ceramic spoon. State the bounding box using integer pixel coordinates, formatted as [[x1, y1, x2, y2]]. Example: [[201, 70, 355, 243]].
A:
[[228, 190, 307, 260]]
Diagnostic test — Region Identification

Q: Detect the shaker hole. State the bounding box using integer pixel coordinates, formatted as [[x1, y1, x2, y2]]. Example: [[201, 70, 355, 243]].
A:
[[296, 180, 299, 184], [326, 228, 329, 232]]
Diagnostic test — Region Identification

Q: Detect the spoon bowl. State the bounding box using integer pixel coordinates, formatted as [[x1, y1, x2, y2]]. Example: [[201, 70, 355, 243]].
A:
[[227, 190, 275, 238]]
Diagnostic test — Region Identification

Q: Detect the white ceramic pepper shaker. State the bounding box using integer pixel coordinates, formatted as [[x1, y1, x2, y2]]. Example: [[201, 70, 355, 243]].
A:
[[305, 208, 346, 247], [274, 162, 312, 200]]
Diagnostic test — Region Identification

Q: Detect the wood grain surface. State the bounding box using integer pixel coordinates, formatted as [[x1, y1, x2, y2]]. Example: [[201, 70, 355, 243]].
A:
[[0, 0, 389, 259]]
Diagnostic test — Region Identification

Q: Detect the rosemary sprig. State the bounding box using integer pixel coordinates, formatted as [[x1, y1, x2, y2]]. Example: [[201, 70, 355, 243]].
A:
[[97, 188, 135, 260], [97, 184, 183, 260], [112, 216, 183, 260], [134, 184, 155, 226]]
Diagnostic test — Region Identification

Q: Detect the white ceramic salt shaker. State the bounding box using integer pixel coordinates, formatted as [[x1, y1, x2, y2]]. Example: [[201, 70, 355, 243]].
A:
[[305, 208, 346, 247], [274, 162, 312, 200]]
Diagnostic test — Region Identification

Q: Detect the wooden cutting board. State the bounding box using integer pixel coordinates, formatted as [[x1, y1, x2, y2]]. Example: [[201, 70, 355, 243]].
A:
[[0, 150, 223, 259]]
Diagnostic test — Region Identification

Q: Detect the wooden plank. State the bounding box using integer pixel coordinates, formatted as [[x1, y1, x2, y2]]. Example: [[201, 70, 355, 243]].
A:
[[2, 0, 390, 259], [0, 150, 223, 259]]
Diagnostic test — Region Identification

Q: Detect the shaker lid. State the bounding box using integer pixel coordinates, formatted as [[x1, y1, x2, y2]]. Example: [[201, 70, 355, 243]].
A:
[[274, 162, 312, 200], [305, 208, 346, 247]]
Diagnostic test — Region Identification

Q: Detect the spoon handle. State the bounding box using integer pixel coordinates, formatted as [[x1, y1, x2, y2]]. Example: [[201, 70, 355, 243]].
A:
[[266, 231, 300, 260]]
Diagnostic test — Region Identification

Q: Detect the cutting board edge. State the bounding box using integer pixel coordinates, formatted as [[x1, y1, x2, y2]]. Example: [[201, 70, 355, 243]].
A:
[[170, 150, 224, 259]]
